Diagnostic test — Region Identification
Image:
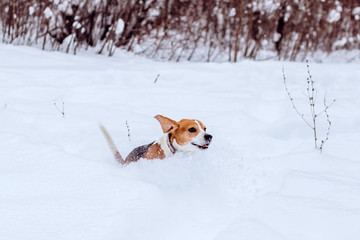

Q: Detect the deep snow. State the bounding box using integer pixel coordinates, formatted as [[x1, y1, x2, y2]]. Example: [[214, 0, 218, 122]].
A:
[[1, 44, 360, 240]]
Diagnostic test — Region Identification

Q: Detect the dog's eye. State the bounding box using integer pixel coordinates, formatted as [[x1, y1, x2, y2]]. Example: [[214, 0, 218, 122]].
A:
[[188, 127, 196, 133], [204, 128, 207, 132]]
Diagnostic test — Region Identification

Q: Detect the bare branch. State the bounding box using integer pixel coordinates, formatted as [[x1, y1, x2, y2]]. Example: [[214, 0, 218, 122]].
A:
[[54, 98, 65, 117], [154, 74, 160, 83], [319, 97, 333, 153], [317, 99, 336, 117], [306, 59, 317, 148], [125, 120, 131, 142], [282, 66, 313, 128], [283, 61, 335, 152]]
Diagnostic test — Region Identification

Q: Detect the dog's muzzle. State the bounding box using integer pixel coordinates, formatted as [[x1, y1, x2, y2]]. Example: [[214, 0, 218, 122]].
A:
[[204, 134, 212, 143], [192, 134, 213, 149]]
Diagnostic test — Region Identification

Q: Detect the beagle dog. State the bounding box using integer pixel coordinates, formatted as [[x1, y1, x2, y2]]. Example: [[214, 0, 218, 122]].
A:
[[100, 115, 212, 165]]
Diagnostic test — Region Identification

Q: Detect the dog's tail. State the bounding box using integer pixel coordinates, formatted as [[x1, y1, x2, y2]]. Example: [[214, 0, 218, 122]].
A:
[[99, 123, 126, 164]]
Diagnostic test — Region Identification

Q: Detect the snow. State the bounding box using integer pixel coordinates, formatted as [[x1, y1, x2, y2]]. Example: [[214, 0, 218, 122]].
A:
[[58, 1, 73, 15], [1, 44, 360, 240], [229, 8, 236, 17], [327, 9, 341, 23], [148, 9, 160, 18], [333, 37, 347, 48], [72, 21, 82, 29], [353, 7, 360, 20], [43, 7, 53, 19], [115, 19, 125, 35], [273, 32, 281, 42], [63, 33, 75, 45], [353, 6, 360, 15], [29, 6, 35, 16]]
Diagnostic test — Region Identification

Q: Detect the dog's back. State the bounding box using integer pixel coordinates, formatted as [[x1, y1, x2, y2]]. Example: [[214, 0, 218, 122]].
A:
[[125, 142, 154, 163], [100, 123, 158, 164]]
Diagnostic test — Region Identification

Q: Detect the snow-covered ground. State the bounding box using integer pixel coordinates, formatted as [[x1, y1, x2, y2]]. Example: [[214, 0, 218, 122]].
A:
[[1, 44, 360, 240]]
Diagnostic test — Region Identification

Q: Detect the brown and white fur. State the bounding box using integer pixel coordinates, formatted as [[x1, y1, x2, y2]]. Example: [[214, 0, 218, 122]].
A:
[[99, 115, 212, 165]]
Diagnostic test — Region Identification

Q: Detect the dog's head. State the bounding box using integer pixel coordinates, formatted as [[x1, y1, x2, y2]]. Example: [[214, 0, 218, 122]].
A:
[[154, 115, 212, 152]]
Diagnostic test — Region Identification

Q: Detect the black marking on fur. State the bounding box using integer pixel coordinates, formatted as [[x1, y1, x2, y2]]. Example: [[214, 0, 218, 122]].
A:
[[167, 133, 176, 154], [125, 141, 155, 163]]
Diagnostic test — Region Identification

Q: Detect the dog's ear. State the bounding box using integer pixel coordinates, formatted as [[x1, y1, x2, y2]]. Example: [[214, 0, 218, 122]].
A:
[[154, 115, 179, 133]]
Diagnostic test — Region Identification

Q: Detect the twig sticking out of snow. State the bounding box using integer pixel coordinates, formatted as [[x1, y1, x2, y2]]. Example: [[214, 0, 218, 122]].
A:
[[282, 66, 312, 128], [154, 74, 160, 83], [305, 60, 318, 148], [54, 98, 65, 117], [320, 95, 335, 153], [282, 61, 335, 152], [125, 120, 131, 142]]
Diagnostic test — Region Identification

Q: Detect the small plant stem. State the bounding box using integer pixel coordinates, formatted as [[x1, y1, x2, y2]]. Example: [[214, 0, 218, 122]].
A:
[[282, 66, 313, 128], [319, 96, 334, 153], [126, 120, 131, 142], [306, 60, 317, 148], [154, 74, 160, 83], [54, 98, 65, 117], [282, 61, 335, 153]]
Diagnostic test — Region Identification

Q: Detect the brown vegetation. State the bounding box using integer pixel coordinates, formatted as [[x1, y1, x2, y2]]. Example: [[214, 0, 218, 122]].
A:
[[1, 0, 359, 61]]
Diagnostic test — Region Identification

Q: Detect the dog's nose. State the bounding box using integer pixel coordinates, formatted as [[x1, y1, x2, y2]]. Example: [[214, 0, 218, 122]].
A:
[[204, 134, 212, 142]]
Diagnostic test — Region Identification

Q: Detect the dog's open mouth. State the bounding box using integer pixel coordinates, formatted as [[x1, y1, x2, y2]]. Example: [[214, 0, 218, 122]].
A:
[[191, 143, 210, 149]]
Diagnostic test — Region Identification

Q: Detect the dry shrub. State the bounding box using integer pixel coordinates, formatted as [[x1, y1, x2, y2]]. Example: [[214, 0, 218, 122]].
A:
[[1, 0, 359, 61]]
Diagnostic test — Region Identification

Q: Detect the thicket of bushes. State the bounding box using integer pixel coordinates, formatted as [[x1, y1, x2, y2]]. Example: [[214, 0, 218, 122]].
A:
[[1, 0, 359, 61]]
